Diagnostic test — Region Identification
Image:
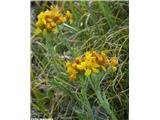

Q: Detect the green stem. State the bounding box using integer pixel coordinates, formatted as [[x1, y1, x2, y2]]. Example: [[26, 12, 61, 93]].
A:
[[89, 77, 117, 120], [79, 76, 94, 119], [58, 26, 71, 51], [96, 90, 117, 120]]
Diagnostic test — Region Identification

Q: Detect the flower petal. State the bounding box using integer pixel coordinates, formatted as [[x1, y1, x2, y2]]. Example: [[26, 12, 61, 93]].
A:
[[85, 69, 91, 77], [112, 66, 117, 72], [92, 68, 99, 73]]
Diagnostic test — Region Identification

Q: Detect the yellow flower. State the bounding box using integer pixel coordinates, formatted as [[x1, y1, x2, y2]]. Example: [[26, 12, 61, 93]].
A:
[[92, 68, 99, 73], [101, 52, 110, 64], [56, 16, 65, 25], [65, 10, 73, 24], [75, 56, 83, 64], [44, 10, 52, 17], [85, 51, 92, 59], [66, 61, 78, 80], [50, 22, 57, 32], [42, 18, 46, 25], [85, 69, 92, 77], [76, 64, 83, 71], [97, 54, 103, 63], [35, 21, 42, 28], [51, 22, 56, 27], [46, 23, 52, 30], [37, 12, 44, 20], [34, 6, 69, 35], [66, 61, 72, 68], [78, 58, 99, 77], [67, 67, 77, 75], [46, 17, 52, 22], [110, 57, 118, 66], [65, 51, 118, 80], [50, 7, 65, 24]]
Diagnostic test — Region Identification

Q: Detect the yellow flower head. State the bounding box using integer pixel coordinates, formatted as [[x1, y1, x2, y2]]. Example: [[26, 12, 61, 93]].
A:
[[66, 51, 118, 80], [34, 6, 72, 35], [65, 10, 73, 24]]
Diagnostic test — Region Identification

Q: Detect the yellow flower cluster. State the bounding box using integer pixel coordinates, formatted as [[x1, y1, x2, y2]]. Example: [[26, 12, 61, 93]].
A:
[[35, 6, 73, 35], [66, 51, 118, 80]]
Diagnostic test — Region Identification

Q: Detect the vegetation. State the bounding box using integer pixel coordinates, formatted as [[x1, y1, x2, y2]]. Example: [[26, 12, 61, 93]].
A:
[[31, 1, 129, 120]]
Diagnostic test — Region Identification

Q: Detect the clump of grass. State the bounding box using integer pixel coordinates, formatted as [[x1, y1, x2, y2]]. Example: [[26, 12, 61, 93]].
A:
[[31, 1, 128, 120]]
